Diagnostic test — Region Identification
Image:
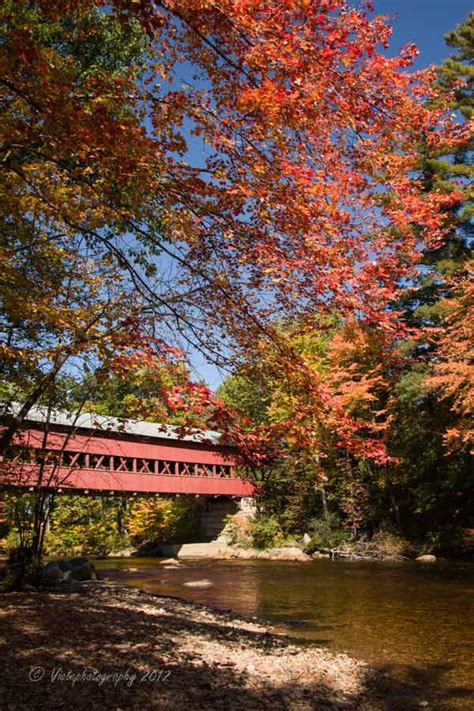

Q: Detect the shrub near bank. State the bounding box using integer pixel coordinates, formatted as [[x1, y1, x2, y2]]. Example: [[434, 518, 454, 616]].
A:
[[304, 514, 349, 554]]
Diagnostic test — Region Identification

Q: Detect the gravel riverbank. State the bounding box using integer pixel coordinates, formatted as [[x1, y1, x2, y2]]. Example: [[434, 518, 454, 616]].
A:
[[0, 582, 444, 710]]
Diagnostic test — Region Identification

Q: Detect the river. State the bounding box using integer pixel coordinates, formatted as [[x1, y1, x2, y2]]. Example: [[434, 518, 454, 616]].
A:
[[96, 556, 474, 708]]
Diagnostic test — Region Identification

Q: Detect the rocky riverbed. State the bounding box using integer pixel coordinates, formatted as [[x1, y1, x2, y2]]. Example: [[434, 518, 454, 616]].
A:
[[0, 580, 417, 710]]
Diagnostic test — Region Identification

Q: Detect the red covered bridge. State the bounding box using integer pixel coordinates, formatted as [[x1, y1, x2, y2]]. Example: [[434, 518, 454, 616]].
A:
[[0, 404, 254, 498]]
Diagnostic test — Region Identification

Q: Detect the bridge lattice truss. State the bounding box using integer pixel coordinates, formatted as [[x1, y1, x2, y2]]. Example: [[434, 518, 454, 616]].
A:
[[6, 447, 234, 479]]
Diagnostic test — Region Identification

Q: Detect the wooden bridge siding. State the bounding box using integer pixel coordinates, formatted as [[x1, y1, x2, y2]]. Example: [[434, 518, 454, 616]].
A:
[[14, 428, 236, 466], [0, 462, 254, 496]]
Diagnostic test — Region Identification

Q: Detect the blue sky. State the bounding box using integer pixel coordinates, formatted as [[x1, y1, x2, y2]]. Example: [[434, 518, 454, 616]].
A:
[[377, 1, 471, 68], [190, 0, 472, 389]]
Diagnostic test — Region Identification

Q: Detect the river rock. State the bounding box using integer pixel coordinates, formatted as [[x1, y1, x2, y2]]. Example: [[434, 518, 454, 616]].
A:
[[228, 546, 310, 561], [159, 558, 180, 567], [111, 548, 134, 558], [183, 579, 213, 588], [267, 547, 311, 561], [415, 554, 437, 563], [228, 548, 254, 560]]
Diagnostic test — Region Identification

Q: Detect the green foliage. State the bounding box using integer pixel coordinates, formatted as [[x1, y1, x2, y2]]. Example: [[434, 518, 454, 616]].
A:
[[47, 496, 127, 556], [64, 362, 204, 426], [5, 2, 150, 78], [126, 497, 200, 545], [249, 514, 285, 550], [0, 492, 52, 588], [217, 374, 271, 425], [0, 531, 20, 554], [305, 514, 349, 553], [401, 11, 473, 339], [1, 492, 204, 557], [221, 513, 254, 548], [1, 494, 37, 548]]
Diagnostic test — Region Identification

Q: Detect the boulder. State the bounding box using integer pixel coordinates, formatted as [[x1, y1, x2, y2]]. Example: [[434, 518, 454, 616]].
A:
[[42, 558, 97, 584], [63, 560, 97, 581], [57, 557, 90, 573], [415, 554, 437, 563], [176, 542, 227, 558], [42, 561, 64, 584]]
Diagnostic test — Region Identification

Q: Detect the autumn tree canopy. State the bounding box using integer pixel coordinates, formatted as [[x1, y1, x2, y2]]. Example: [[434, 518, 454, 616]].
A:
[[1, 0, 469, 463]]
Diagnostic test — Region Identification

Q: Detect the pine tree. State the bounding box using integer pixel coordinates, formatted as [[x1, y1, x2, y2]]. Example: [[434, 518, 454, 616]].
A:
[[440, 11, 474, 122], [402, 12, 473, 331]]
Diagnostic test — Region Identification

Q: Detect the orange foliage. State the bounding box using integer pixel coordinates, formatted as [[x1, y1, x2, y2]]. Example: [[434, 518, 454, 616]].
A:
[[426, 262, 474, 453]]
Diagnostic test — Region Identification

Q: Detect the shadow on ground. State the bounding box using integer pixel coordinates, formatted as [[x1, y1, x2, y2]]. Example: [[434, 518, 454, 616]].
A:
[[0, 586, 472, 710], [365, 661, 474, 711]]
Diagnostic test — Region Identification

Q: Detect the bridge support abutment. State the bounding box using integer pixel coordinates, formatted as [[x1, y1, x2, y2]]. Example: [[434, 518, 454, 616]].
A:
[[198, 495, 256, 542], [156, 495, 256, 558]]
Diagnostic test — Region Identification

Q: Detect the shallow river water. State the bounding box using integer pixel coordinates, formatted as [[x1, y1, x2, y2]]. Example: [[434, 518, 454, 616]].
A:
[[96, 557, 474, 708]]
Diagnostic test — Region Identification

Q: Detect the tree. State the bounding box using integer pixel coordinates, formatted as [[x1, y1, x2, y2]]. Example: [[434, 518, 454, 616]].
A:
[[46, 495, 127, 557], [3, 2, 472, 565], [401, 12, 472, 336], [64, 365, 183, 421], [0, 2, 158, 449], [390, 12, 473, 469], [217, 316, 392, 534], [0, 3, 161, 585], [422, 13, 473, 454], [439, 11, 473, 122], [126, 497, 200, 545]]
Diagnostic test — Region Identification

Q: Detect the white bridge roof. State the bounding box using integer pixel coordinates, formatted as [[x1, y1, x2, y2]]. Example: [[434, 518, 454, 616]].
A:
[[0, 401, 222, 445]]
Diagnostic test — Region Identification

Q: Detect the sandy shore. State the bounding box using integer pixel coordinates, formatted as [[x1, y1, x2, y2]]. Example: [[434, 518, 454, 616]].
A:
[[0, 582, 432, 710]]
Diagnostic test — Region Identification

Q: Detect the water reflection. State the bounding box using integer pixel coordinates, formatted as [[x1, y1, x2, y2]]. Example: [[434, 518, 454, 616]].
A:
[[97, 557, 474, 708]]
